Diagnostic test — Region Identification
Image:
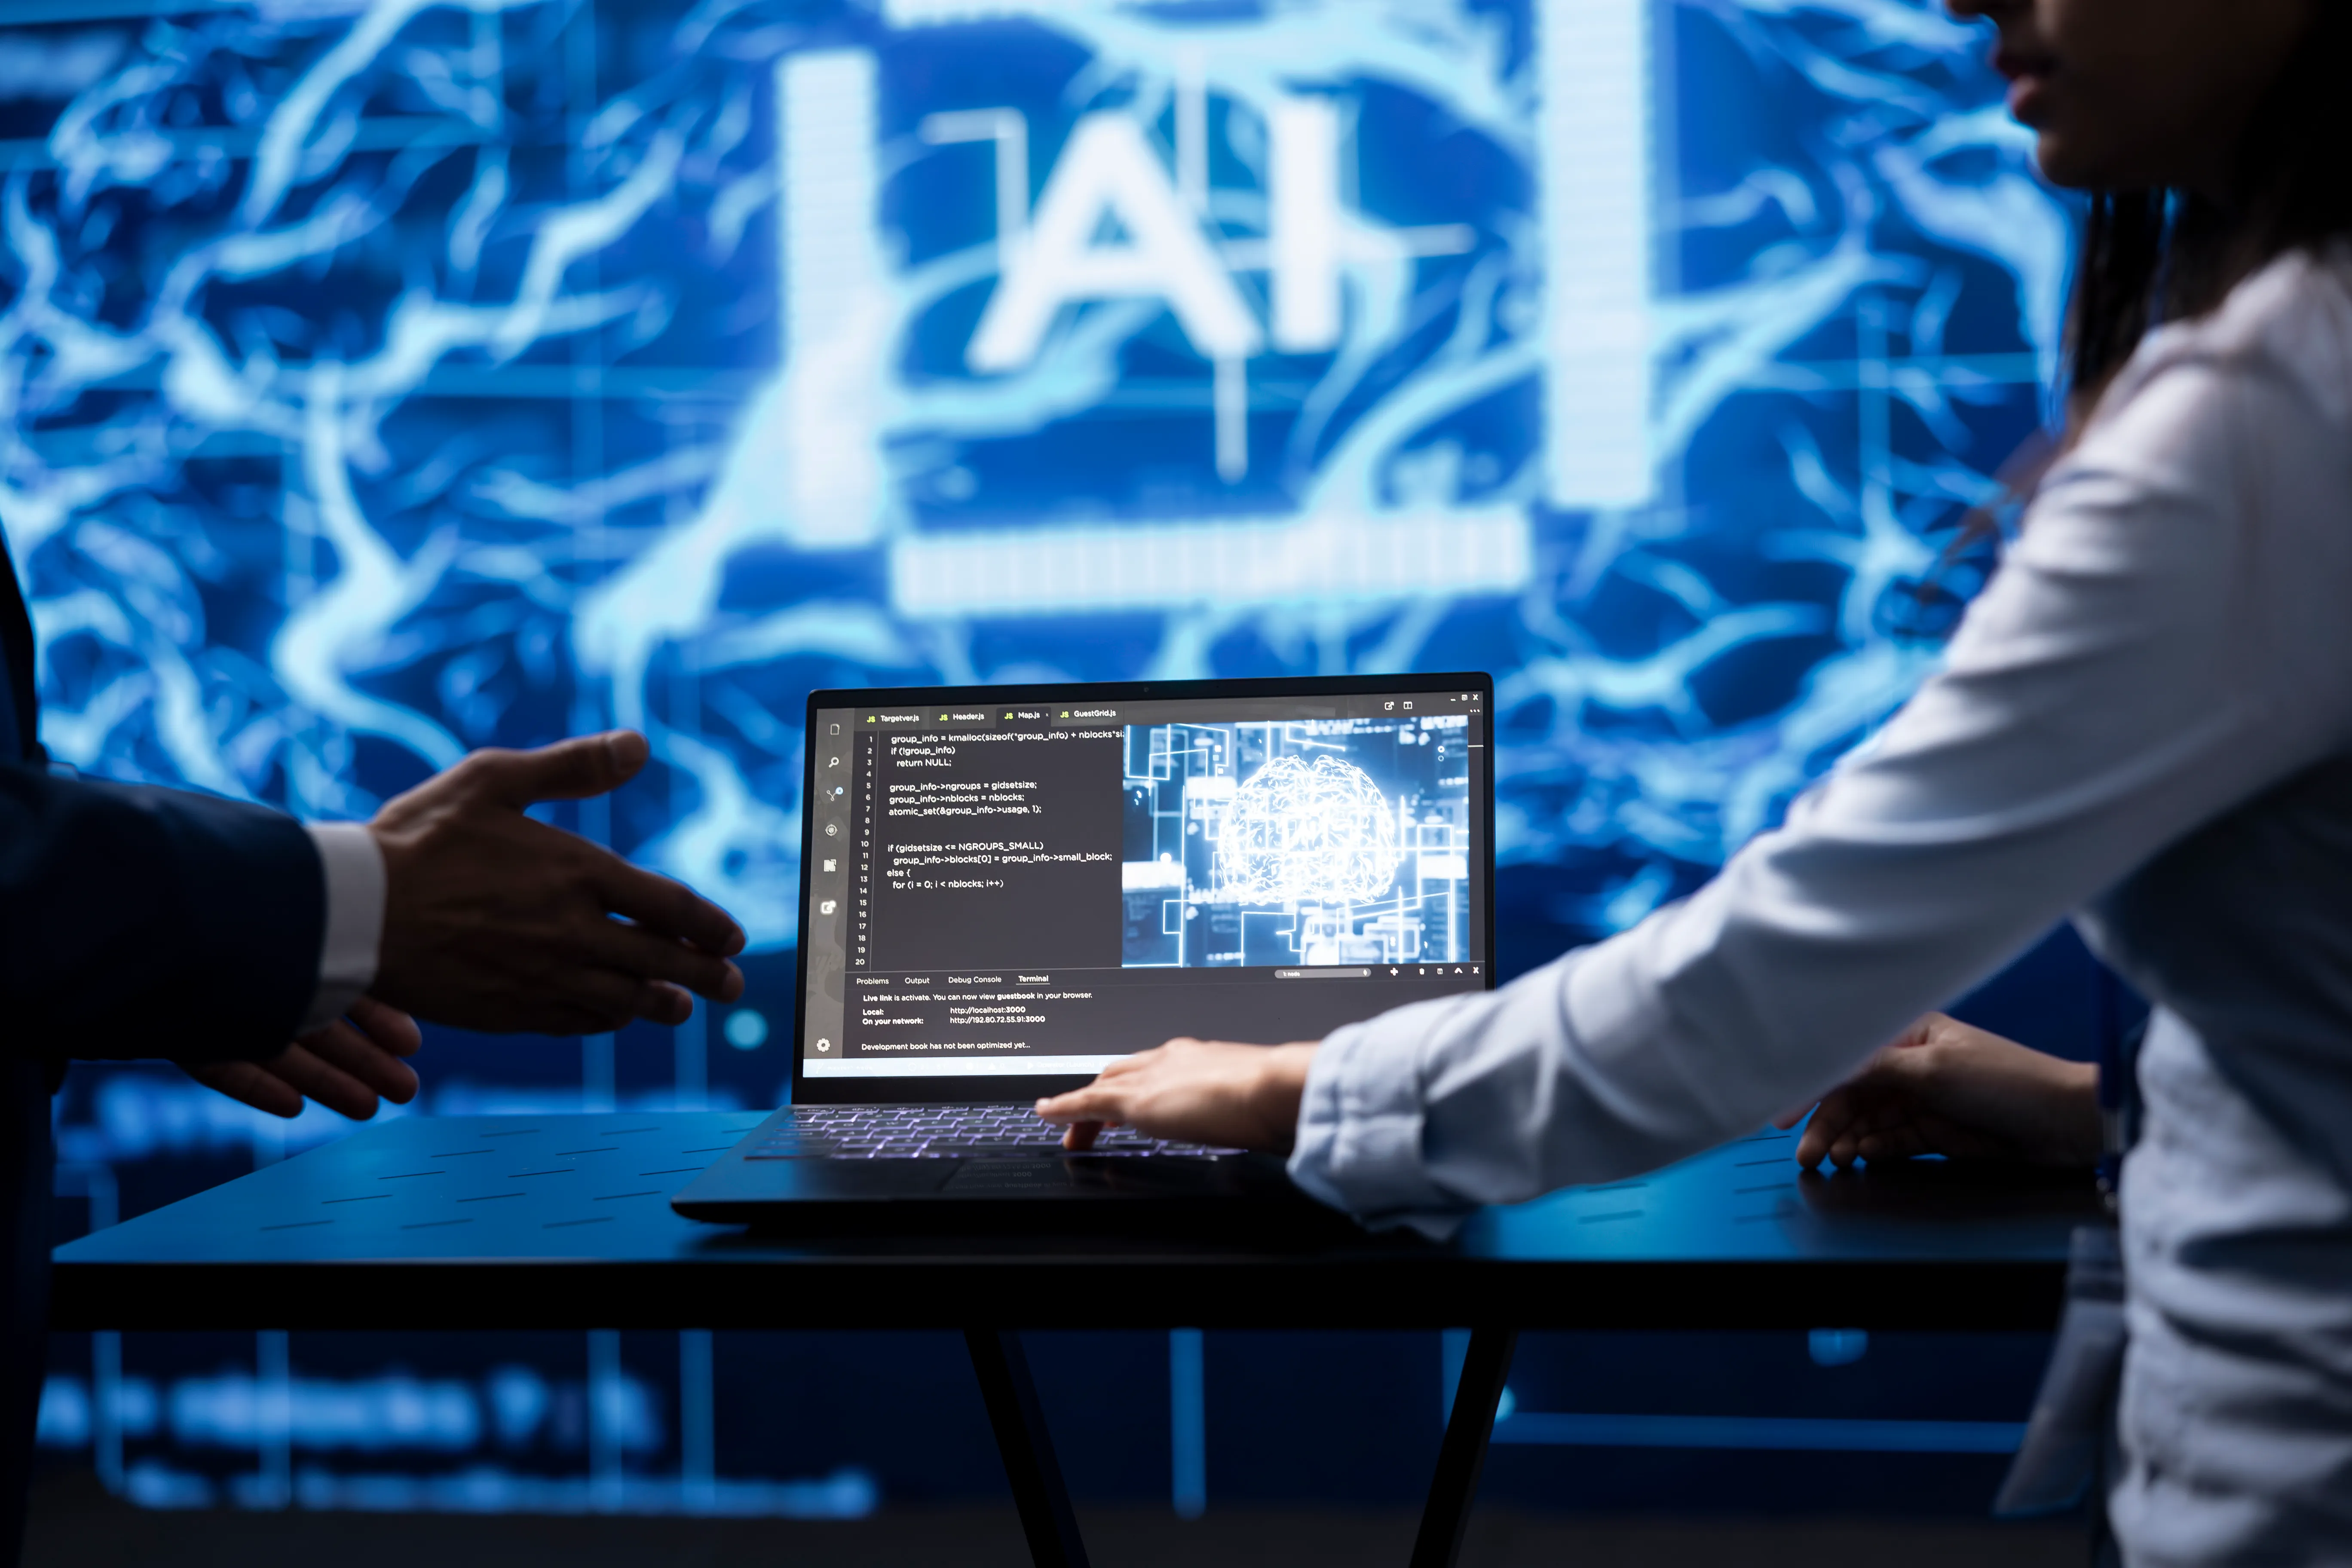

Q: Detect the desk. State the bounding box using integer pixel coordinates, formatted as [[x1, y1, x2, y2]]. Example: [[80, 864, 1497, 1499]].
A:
[[52, 1112, 2103, 1567]]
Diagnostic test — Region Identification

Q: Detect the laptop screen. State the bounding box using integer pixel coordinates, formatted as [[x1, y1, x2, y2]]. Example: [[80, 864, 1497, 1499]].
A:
[[795, 677, 1491, 1098]]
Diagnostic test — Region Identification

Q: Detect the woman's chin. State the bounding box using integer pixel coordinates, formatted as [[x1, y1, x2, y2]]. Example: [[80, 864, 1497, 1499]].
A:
[[2027, 132, 2107, 192], [2025, 120, 2177, 195]]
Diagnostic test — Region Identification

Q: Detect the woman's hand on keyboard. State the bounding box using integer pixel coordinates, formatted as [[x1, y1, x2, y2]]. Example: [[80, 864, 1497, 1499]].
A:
[[1034, 1038, 1319, 1154]]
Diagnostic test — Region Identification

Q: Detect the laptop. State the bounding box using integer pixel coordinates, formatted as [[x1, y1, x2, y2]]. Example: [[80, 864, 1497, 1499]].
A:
[[671, 672, 1495, 1232]]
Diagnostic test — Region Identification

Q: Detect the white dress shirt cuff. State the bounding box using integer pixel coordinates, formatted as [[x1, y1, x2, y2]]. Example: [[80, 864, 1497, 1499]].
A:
[[300, 822, 387, 1035], [1287, 1002, 1458, 1226]]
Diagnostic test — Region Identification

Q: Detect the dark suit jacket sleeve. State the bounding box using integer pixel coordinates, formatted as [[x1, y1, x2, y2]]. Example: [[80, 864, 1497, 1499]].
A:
[[0, 764, 323, 1061]]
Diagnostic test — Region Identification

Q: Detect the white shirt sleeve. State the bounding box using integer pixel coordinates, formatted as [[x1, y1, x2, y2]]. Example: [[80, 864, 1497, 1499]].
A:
[[1290, 260, 2352, 1224], [299, 822, 387, 1034]]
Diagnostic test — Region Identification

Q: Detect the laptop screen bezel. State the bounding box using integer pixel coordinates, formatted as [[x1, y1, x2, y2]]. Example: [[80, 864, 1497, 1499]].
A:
[[787, 671, 1497, 1106]]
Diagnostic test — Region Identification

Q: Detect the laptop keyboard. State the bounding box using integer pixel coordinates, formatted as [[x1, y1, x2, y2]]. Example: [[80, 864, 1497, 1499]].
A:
[[744, 1105, 1239, 1161]]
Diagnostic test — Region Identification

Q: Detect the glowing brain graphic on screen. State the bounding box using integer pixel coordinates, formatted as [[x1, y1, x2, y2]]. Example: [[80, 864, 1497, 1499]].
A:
[[1223, 754, 1402, 905]]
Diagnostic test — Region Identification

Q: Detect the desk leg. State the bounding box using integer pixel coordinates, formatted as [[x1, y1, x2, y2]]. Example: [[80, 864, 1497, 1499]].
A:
[[965, 1328, 1092, 1568], [1409, 1326, 1518, 1568]]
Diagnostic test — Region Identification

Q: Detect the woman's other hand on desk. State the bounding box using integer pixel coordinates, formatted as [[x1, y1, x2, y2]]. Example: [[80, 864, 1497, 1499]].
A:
[[184, 996, 423, 1122], [1780, 1012, 2101, 1170], [1035, 1039, 1319, 1153]]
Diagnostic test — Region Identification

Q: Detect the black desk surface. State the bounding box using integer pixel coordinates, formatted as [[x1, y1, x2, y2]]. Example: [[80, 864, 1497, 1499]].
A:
[[52, 1112, 2104, 1334]]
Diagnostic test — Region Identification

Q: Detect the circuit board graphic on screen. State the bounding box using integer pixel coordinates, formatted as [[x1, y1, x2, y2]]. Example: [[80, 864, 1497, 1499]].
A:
[[1122, 719, 1471, 968]]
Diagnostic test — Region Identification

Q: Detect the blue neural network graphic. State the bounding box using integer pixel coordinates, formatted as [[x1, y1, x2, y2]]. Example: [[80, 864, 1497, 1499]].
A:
[[2, 0, 2065, 1519], [1121, 717, 1471, 968]]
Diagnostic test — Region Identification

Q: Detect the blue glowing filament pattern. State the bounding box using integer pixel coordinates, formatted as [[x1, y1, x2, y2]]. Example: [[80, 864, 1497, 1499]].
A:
[[2, 0, 2059, 957]]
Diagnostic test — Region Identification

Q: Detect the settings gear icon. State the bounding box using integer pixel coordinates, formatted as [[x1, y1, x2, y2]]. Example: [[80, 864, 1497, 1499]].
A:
[[1222, 755, 1401, 904]]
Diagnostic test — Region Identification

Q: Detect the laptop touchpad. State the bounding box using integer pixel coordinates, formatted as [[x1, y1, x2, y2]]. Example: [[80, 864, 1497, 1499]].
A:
[[787, 1162, 959, 1197], [943, 1160, 1092, 1195]]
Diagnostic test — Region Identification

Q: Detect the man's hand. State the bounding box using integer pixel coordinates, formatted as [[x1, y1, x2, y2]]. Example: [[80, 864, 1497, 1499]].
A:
[[1034, 1038, 1318, 1153], [1780, 1012, 2102, 1170], [368, 731, 746, 1035], [187, 996, 423, 1121]]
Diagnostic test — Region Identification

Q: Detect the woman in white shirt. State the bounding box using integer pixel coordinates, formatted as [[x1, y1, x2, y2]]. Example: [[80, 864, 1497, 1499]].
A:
[[1039, 1, 2352, 1561]]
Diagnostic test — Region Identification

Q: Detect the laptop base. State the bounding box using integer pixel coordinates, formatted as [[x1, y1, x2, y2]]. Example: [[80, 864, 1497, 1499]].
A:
[[671, 1140, 1361, 1240]]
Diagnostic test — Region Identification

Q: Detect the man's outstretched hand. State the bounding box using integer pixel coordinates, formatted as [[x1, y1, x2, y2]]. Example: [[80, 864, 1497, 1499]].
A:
[[187, 996, 423, 1121], [367, 730, 746, 1035]]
